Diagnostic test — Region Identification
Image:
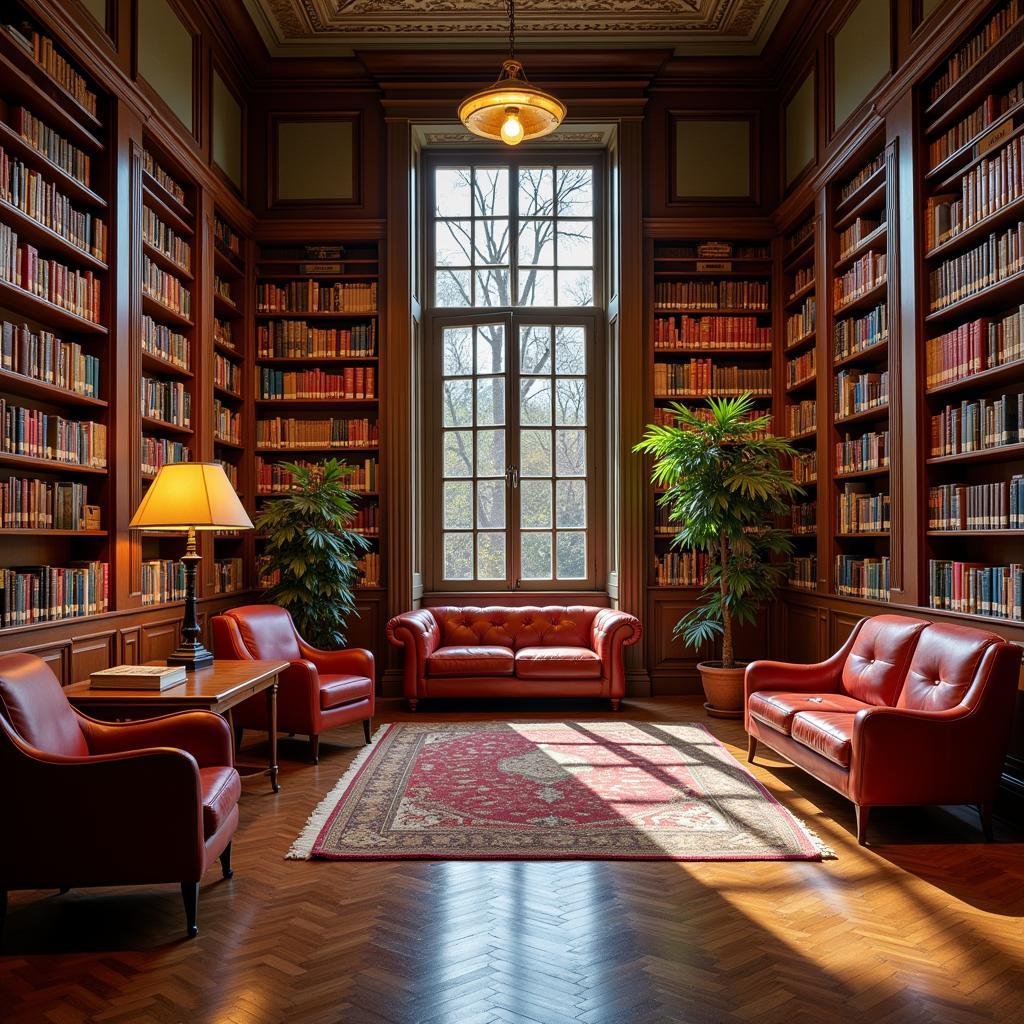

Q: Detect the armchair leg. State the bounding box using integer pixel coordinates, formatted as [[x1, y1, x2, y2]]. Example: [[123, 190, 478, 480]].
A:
[[747, 736, 758, 763], [363, 718, 372, 744], [181, 882, 199, 938], [855, 804, 871, 846], [610, 698, 621, 711], [407, 698, 418, 712], [979, 802, 995, 842], [220, 843, 234, 880], [310, 734, 320, 764]]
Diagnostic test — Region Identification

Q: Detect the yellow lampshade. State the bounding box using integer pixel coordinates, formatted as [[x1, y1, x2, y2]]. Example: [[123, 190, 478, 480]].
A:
[[458, 59, 566, 145], [129, 462, 253, 531]]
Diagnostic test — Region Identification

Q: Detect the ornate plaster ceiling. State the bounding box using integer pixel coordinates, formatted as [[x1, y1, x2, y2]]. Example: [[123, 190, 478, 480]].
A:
[[243, 0, 790, 57]]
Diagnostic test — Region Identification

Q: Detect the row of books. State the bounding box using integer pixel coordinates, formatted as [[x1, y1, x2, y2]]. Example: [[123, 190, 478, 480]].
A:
[[141, 377, 190, 428], [142, 315, 189, 370], [356, 552, 381, 587], [654, 506, 678, 535], [140, 559, 185, 606], [928, 80, 1024, 168], [833, 304, 887, 361], [217, 459, 238, 490], [839, 154, 884, 202], [1, 148, 107, 259], [0, 478, 95, 530], [255, 417, 379, 450], [788, 220, 814, 252], [10, 105, 92, 187], [19, 25, 98, 116], [785, 297, 816, 347], [214, 274, 234, 305], [786, 349, 815, 387], [924, 308, 1024, 388], [0, 398, 106, 466], [214, 318, 234, 350], [836, 430, 889, 474], [839, 217, 884, 259], [835, 555, 889, 601], [651, 405, 770, 435], [928, 478, 1024, 530], [653, 361, 771, 398], [660, 243, 769, 259], [256, 281, 377, 314], [653, 280, 768, 311], [258, 367, 376, 401], [792, 450, 817, 484], [255, 457, 378, 495], [929, 223, 1024, 310], [653, 550, 707, 587], [833, 253, 886, 310], [142, 206, 190, 272], [838, 486, 890, 533], [349, 506, 378, 534], [652, 315, 770, 350], [928, 560, 1023, 621], [256, 321, 376, 359], [1, 318, 99, 396], [214, 216, 241, 257], [791, 502, 816, 534], [213, 399, 240, 445], [789, 266, 814, 298], [213, 558, 243, 595], [0, 561, 108, 628], [141, 437, 189, 477], [142, 150, 186, 206], [213, 352, 239, 394], [142, 255, 191, 318], [929, 393, 1023, 455], [788, 556, 817, 590], [0, 226, 102, 322], [835, 369, 889, 419], [787, 400, 816, 437]]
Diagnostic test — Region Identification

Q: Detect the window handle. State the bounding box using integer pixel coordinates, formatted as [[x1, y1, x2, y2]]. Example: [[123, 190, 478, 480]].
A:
[[505, 464, 519, 489]]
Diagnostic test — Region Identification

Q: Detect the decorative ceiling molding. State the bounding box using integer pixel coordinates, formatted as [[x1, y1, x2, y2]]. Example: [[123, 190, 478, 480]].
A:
[[242, 0, 790, 57], [411, 121, 615, 148]]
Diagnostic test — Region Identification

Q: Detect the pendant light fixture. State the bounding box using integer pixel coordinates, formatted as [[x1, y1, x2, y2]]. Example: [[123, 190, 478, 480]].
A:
[[458, 0, 566, 146]]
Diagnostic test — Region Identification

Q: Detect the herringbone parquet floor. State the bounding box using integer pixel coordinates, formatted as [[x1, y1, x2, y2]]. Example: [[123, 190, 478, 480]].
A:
[[2, 697, 1023, 1024]]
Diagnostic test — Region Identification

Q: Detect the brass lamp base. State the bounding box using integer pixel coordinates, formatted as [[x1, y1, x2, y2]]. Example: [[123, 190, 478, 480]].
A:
[[167, 643, 214, 670]]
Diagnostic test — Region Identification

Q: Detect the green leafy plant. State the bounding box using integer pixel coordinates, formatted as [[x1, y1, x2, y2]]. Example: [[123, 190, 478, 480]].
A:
[[255, 459, 371, 649], [634, 394, 803, 668]]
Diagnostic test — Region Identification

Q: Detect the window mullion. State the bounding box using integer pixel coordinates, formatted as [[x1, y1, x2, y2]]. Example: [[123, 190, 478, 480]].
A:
[[508, 311, 521, 590]]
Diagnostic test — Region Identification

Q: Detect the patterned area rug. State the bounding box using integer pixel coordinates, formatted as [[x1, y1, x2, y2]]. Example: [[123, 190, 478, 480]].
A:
[[288, 722, 834, 862]]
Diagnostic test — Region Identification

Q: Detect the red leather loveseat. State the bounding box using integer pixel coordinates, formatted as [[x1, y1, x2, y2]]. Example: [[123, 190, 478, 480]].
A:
[[386, 606, 642, 710], [745, 614, 1023, 844]]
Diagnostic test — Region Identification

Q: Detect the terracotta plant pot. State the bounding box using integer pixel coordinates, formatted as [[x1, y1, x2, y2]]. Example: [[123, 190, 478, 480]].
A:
[[697, 660, 748, 719]]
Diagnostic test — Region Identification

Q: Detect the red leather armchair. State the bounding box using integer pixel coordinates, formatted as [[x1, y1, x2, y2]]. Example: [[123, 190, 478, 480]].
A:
[[0, 653, 238, 938], [386, 605, 642, 710], [745, 615, 1023, 844], [212, 604, 374, 763]]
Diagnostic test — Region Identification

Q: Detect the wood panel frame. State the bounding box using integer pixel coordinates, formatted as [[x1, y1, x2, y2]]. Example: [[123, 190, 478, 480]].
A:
[[267, 111, 363, 211]]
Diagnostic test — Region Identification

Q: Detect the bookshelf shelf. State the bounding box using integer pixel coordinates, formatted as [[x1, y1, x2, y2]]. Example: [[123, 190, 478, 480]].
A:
[[833, 175, 885, 229], [924, 267, 1024, 322], [0, 528, 106, 536], [0, 368, 106, 408], [927, 98, 1024, 184], [784, 278, 816, 308], [835, 466, 890, 481], [141, 293, 193, 330], [833, 338, 888, 370], [833, 224, 887, 271], [926, 442, 1024, 466], [0, 118, 105, 209], [0, 451, 106, 475], [834, 403, 890, 427], [255, 310, 378, 320], [141, 240, 193, 282], [925, 357, 1024, 397], [141, 350, 192, 380], [0, 197, 107, 272], [141, 415, 192, 437], [0, 278, 106, 334], [833, 279, 888, 316], [925, 191, 1024, 260]]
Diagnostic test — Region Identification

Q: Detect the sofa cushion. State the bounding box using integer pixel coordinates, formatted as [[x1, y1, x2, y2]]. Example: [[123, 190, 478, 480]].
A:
[[320, 673, 373, 710], [514, 646, 602, 680], [791, 711, 855, 768], [200, 766, 241, 838], [426, 646, 514, 677], [840, 614, 928, 706], [748, 691, 868, 736], [897, 623, 999, 712]]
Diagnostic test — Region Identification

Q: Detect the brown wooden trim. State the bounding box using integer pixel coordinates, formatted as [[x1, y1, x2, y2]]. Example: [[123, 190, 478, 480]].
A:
[[267, 111, 363, 210], [667, 109, 762, 207]]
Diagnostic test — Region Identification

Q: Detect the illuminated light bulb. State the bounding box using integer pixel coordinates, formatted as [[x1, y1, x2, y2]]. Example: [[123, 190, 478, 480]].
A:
[[500, 108, 524, 146]]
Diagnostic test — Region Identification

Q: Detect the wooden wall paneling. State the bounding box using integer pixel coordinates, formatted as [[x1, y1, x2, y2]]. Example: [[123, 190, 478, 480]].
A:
[[829, 607, 864, 650], [70, 629, 117, 680], [120, 625, 140, 665], [783, 602, 822, 664], [647, 593, 710, 695], [140, 615, 184, 662], [3, 639, 70, 682]]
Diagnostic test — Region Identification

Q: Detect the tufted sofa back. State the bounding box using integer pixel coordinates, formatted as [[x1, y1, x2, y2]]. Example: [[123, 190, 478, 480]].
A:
[[839, 614, 928, 705], [897, 621, 1002, 712], [429, 606, 600, 651]]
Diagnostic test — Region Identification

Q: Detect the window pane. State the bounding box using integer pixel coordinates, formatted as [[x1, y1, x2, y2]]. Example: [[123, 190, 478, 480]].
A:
[[519, 167, 554, 216], [520, 379, 552, 425], [556, 479, 586, 527], [476, 429, 505, 476], [435, 168, 471, 217], [476, 479, 505, 529], [556, 531, 586, 579], [475, 269, 510, 307], [474, 219, 509, 265], [443, 430, 473, 477], [436, 269, 471, 307], [444, 481, 473, 529], [476, 532, 506, 579], [473, 167, 509, 216], [555, 379, 586, 426], [435, 220, 473, 267], [519, 326, 552, 375], [442, 379, 473, 427], [476, 377, 505, 426], [443, 327, 473, 376], [520, 430, 552, 476], [475, 324, 506, 373], [557, 221, 593, 267], [443, 532, 474, 579], [557, 168, 592, 216], [518, 269, 554, 307], [520, 479, 552, 529], [518, 220, 554, 266], [557, 269, 593, 307], [521, 531, 552, 580], [555, 429, 586, 475]]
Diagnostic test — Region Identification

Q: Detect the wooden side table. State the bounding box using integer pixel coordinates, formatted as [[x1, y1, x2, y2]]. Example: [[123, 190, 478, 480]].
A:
[[65, 659, 290, 793]]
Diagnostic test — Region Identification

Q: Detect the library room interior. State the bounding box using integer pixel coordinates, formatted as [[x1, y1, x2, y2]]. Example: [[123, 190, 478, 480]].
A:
[[2, 0, 1024, 1021]]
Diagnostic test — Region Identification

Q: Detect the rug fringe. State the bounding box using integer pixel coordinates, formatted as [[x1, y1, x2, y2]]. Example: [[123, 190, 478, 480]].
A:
[[793, 814, 838, 860], [286, 724, 389, 860]]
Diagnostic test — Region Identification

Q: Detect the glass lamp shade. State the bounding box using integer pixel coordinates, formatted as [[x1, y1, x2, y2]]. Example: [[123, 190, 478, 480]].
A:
[[129, 462, 253, 531], [459, 59, 566, 145]]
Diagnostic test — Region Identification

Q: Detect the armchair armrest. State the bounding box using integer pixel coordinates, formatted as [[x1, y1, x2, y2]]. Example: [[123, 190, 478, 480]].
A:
[[386, 610, 440, 700], [298, 642, 375, 680], [591, 609, 642, 700], [78, 709, 233, 768]]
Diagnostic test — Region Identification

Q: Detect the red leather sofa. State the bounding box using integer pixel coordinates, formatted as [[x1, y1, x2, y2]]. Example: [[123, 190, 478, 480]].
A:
[[745, 614, 1023, 844], [386, 605, 642, 710], [0, 653, 238, 938], [212, 604, 374, 763]]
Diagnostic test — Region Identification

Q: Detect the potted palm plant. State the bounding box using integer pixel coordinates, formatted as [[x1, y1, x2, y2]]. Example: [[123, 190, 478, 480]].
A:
[[255, 459, 371, 648], [634, 394, 803, 717]]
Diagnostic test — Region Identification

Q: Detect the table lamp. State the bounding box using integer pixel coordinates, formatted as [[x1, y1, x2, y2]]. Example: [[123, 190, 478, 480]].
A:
[[129, 462, 253, 669]]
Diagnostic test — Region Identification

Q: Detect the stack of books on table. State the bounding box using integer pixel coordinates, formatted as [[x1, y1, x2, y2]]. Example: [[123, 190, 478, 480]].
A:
[[89, 664, 187, 690]]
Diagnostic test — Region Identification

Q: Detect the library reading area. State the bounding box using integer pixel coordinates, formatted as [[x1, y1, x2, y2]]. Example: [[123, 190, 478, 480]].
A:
[[1, 1, 1023, 1021]]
